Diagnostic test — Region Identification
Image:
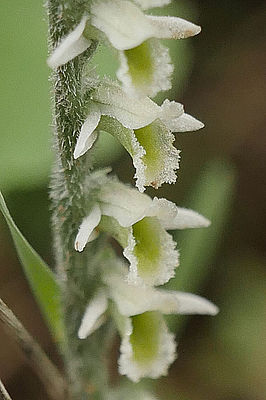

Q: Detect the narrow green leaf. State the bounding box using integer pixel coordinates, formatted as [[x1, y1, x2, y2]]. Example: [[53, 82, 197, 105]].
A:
[[0, 191, 64, 343]]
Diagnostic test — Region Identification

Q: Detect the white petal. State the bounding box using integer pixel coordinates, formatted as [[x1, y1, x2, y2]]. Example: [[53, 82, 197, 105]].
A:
[[105, 270, 218, 316], [74, 104, 101, 159], [163, 207, 210, 230], [74, 204, 102, 252], [78, 290, 108, 339], [119, 313, 176, 382], [91, 0, 154, 51], [173, 291, 219, 316], [47, 16, 91, 69], [133, 0, 171, 10], [91, 80, 160, 129], [106, 274, 180, 316], [146, 198, 210, 230], [145, 197, 178, 222], [159, 99, 184, 125], [99, 181, 152, 227], [167, 113, 204, 133], [147, 16, 201, 39], [117, 40, 173, 98], [124, 217, 179, 286]]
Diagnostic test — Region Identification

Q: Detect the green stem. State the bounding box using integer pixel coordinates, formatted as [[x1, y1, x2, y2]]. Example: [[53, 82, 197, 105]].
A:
[[47, 1, 111, 398]]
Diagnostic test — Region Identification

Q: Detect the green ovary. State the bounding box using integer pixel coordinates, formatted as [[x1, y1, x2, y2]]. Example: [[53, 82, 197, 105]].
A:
[[132, 217, 161, 279], [130, 312, 161, 364], [125, 41, 153, 89], [134, 121, 166, 187]]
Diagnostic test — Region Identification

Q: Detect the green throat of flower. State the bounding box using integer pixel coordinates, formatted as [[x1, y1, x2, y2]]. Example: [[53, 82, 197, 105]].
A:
[[130, 311, 161, 364], [133, 217, 161, 279], [134, 121, 168, 188], [124, 41, 153, 90]]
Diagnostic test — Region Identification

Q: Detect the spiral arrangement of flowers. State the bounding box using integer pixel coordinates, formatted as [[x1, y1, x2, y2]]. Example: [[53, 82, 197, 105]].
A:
[[48, 0, 218, 389]]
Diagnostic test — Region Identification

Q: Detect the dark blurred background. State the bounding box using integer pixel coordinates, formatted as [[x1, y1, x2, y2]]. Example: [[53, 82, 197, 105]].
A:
[[0, 0, 265, 399]]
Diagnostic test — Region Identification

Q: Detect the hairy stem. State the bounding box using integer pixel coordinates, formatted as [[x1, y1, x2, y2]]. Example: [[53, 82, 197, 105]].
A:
[[47, 1, 111, 398]]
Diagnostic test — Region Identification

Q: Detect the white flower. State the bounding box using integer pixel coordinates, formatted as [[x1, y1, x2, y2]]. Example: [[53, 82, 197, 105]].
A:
[[75, 178, 210, 286], [78, 265, 218, 382], [91, 0, 201, 96], [117, 38, 173, 98], [91, 0, 200, 51], [74, 80, 204, 192], [47, 1, 201, 96]]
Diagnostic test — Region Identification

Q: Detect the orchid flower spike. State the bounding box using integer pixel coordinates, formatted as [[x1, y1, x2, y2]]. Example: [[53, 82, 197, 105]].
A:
[[78, 264, 218, 382], [75, 177, 210, 286], [47, 0, 201, 97], [74, 80, 204, 192]]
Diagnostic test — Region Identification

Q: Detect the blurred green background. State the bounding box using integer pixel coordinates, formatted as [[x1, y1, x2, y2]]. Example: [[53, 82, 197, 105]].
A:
[[0, 0, 266, 399]]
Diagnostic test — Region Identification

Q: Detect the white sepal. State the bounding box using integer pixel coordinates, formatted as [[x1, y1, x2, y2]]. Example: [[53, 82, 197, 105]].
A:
[[75, 204, 101, 252], [91, 0, 153, 51], [47, 16, 91, 69], [147, 15, 201, 39], [78, 289, 108, 339], [145, 197, 178, 222], [105, 270, 218, 317], [159, 99, 184, 124], [166, 113, 205, 133], [106, 274, 179, 316], [146, 198, 210, 230], [91, 81, 160, 129], [160, 99, 204, 132], [164, 206, 211, 230], [98, 181, 152, 227], [91, 1, 200, 51], [173, 291, 219, 316], [74, 104, 101, 159]]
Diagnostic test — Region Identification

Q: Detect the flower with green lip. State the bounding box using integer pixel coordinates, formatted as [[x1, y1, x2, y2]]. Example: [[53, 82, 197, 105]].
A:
[[74, 80, 204, 192], [91, 0, 201, 97], [75, 177, 210, 286], [47, 0, 201, 97], [78, 264, 218, 382]]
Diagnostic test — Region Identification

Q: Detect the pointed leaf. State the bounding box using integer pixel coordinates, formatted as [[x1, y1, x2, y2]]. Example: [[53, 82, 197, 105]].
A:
[[0, 191, 64, 343]]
